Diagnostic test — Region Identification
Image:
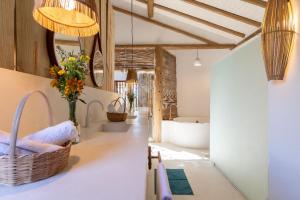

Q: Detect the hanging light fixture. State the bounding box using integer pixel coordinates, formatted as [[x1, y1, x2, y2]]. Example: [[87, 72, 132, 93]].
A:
[[126, 69, 138, 83], [126, 0, 138, 83], [261, 0, 296, 81], [33, 0, 99, 37], [193, 49, 202, 67]]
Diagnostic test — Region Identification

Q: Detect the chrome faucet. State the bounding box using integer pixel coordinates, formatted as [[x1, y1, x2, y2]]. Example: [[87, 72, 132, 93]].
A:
[[84, 100, 104, 128], [168, 104, 177, 120]]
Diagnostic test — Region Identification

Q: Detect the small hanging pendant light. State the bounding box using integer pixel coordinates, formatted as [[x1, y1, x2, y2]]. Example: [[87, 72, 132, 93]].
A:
[[33, 0, 100, 37], [126, 0, 138, 83], [126, 69, 138, 83], [261, 0, 296, 81], [194, 49, 202, 67]]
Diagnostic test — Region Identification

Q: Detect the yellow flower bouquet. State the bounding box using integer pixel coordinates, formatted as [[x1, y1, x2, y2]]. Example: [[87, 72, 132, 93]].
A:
[[49, 47, 90, 126]]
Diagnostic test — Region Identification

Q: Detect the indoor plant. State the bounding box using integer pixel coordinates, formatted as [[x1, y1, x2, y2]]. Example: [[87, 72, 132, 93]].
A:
[[127, 91, 136, 115], [49, 47, 89, 143]]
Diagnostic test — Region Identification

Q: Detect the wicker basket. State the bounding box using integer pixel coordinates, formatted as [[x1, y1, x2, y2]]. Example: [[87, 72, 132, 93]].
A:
[[107, 97, 128, 122], [0, 91, 72, 186]]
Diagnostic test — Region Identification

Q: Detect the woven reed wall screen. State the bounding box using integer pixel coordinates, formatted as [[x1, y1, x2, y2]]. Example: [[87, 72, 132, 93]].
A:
[[160, 49, 177, 120], [153, 47, 177, 142], [115, 48, 155, 69]]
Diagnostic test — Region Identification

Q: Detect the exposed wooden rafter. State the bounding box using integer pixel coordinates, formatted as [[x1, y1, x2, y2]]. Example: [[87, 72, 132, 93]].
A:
[[116, 43, 236, 50], [182, 0, 261, 27], [113, 6, 218, 44], [136, 0, 245, 38], [241, 0, 267, 8], [233, 28, 262, 49], [147, 0, 154, 18]]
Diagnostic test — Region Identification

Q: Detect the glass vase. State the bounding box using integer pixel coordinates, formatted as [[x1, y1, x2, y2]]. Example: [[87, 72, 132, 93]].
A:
[[68, 100, 77, 125], [68, 100, 80, 143]]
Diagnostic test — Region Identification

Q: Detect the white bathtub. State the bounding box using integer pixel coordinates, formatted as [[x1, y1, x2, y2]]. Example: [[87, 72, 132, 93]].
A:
[[161, 117, 210, 149]]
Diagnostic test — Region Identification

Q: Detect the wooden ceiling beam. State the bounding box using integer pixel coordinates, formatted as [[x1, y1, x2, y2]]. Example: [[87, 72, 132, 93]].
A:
[[241, 0, 267, 8], [233, 28, 261, 49], [182, 0, 261, 27], [116, 43, 236, 50], [113, 6, 218, 44], [136, 0, 245, 38], [147, 0, 154, 18]]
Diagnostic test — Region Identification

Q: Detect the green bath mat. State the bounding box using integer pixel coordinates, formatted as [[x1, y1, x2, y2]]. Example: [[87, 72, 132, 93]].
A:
[[166, 169, 187, 180], [168, 179, 193, 195], [155, 169, 193, 195]]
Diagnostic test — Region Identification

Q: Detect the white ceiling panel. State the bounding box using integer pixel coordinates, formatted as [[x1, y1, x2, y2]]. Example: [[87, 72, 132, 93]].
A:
[[195, 0, 265, 22], [112, 0, 265, 46], [153, 11, 237, 43], [115, 12, 204, 44], [155, 0, 259, 35]]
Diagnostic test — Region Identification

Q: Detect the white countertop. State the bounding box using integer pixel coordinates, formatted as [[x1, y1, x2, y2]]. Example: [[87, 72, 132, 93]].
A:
[[0, 115, 149, 200]]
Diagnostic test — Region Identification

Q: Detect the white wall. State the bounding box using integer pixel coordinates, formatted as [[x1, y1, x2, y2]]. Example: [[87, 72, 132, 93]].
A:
[[268, 2, 300, 200], [171, 49, 229, 118], [211, 37, 268, 200], [0, 68, 118, 137]]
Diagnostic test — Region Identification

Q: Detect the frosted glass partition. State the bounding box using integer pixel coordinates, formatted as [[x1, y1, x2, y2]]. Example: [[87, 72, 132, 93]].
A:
[[210, 37, 268, 200]]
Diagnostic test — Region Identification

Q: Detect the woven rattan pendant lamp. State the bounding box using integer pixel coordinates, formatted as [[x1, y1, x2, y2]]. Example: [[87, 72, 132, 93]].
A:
[[33, 0, 99, 37], [261, 0, 296, 81]]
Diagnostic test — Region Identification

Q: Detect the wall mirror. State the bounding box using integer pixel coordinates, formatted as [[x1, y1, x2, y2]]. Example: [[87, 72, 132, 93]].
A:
[[46, 31, 83, 66], [90, 34, 104, 88], [46, 31, 104, 88]]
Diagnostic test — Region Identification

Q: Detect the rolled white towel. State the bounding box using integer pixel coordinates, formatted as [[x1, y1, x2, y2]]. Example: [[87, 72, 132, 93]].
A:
[[0, 130, 62, 155], [0, 141, 62, 155], [0, 142, 34, 156], [107, 103, 116, 113], [157, 163, 173, 200], [0, 130, 10, 143], [117, 103, 125, 113], [17, 139, 62, 154], [0, 130, 34, 155], [24, 121, 77, 146]]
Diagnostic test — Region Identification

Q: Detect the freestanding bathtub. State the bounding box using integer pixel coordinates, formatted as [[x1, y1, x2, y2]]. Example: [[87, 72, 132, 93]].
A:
[[161, 117, 210, 149]]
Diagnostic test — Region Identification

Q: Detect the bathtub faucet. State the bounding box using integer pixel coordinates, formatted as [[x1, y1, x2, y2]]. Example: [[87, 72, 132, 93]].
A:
[[168, 104, 177, 120]]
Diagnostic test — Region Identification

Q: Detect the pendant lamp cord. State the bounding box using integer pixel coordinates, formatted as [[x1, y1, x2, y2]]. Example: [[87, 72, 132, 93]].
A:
[[131, 0, 134, 69]]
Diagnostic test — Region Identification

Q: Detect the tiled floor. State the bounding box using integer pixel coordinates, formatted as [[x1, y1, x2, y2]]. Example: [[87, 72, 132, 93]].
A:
[[147, 143, 246, 200]]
